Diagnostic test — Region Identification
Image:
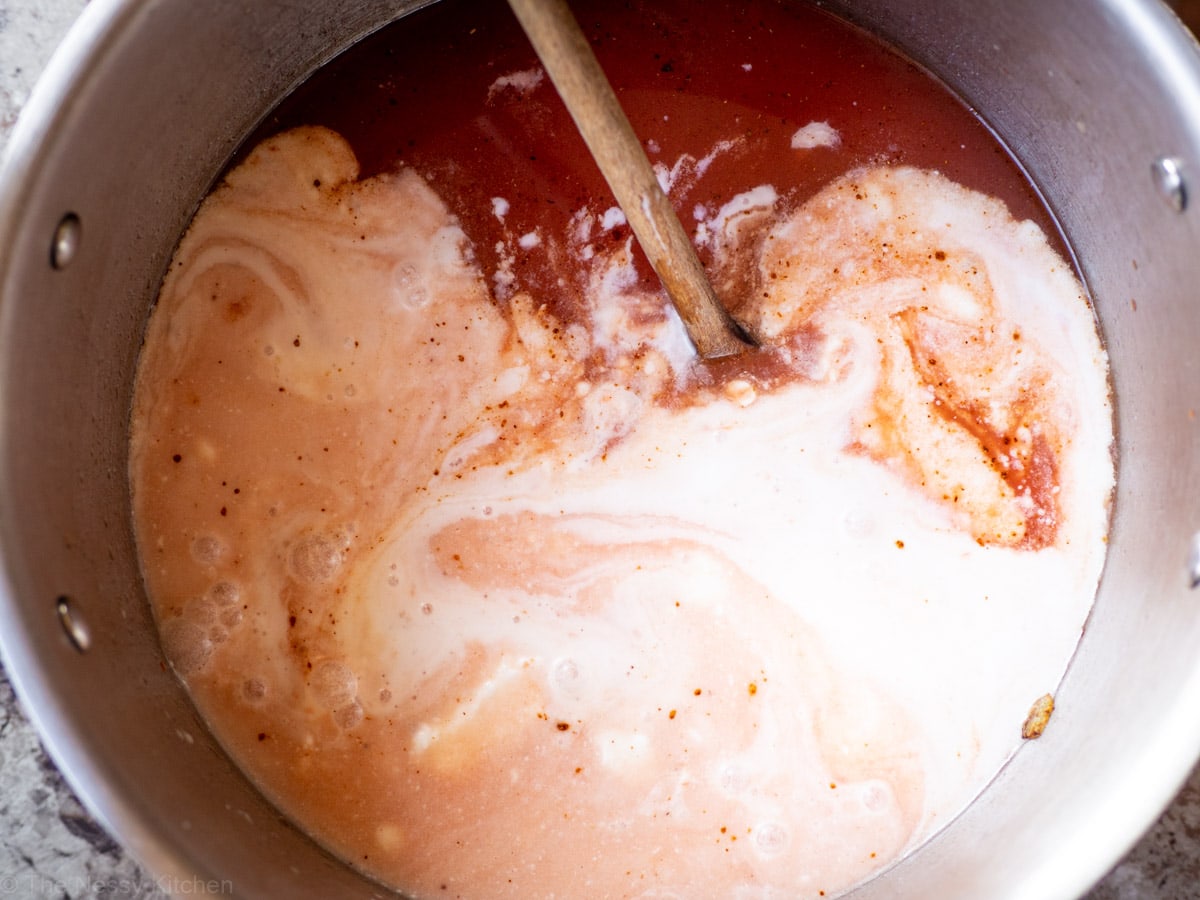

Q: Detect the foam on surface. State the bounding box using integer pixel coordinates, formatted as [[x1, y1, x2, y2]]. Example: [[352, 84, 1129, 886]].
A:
[[130, 127, 1112, 899]]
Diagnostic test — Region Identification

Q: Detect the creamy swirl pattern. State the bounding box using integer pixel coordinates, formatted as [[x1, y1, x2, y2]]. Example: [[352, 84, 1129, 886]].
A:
[[130, 126, 1112, 898]]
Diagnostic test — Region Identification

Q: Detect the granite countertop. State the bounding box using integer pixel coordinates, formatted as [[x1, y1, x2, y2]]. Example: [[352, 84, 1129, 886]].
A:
[[2, 1, 1200, 897]]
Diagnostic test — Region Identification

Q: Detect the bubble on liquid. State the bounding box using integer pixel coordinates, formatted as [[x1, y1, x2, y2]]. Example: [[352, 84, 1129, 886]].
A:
[[311, 659, 358, 706], [243, 678, 268, 702], [160, 618, 213, 676], [209, 586, 241, 626], [754, 822, 789, 856], [332, 700, 364, 730], [717, 762, 749, 795], [858, 780, 895, 814], [552, 657, 579, 685], [209, 581, 240, 606], [289, 533, 345, 583], [392, 263, 429, 309], [551, 657, 584, 699], [190, 535, 224, 565]]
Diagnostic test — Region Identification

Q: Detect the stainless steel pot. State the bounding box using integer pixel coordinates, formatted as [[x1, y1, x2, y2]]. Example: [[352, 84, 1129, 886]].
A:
[[2, 0, 1199, 897]]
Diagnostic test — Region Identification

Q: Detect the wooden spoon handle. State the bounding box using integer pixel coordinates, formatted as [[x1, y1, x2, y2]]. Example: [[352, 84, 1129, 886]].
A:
[[506, 0, 753, 359]]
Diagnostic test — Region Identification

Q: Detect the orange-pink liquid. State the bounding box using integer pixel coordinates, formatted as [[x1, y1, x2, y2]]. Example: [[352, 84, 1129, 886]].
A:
[[131, 2, 1112, 898], [254, 0, 1062, 317]]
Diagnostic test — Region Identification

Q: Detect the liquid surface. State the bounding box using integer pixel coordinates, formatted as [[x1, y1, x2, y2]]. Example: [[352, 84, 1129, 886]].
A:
[[130, 2, 1113, 897]]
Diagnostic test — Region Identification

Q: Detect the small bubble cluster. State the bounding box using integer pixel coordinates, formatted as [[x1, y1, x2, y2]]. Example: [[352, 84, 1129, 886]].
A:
[[332, 700, 365, 730], [160, 579, 247, 675], [310, 659, 364, 731], [190, 534, 224, 565], [289, 532, 347, 583], [392, 262, 429, 308], [243, 677, 268, 703], [160, 619, 213, 676], [754, 822, 788, 855], [312, 659, 358, 705], [209, 581, 243, 627]]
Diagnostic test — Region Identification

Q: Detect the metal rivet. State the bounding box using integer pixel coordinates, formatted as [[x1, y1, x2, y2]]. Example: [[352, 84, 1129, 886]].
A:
[[56, 595, 91, 652], [50, 213, 82, 270], [1189, 532, 1200, 590], [1151, 157, 1187, 212]]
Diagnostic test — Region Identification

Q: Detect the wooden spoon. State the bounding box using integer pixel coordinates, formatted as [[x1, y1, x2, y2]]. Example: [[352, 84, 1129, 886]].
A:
[[506, 0, 755, 359]]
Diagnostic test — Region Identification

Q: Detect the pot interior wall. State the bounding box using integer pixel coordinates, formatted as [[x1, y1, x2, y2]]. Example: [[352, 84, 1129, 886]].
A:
[[1, 0, 1198, 897]]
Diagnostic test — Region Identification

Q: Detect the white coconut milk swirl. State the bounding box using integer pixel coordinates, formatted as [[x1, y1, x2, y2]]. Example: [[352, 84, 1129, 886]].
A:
[[130, 126, 1112, 899]]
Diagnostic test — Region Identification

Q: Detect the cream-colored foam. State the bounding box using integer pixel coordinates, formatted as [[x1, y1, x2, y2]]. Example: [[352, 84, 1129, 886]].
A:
[[130, 126, 1112, 899]]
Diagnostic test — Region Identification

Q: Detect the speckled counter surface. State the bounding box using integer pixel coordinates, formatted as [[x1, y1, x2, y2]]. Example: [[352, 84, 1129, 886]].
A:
[[2, 1, 1200, 898]]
